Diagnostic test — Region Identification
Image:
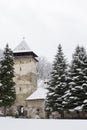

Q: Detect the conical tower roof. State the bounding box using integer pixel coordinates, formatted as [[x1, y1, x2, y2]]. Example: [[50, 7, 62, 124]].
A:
[[13, 38, 38, 58], [14, 38, 31, 52]]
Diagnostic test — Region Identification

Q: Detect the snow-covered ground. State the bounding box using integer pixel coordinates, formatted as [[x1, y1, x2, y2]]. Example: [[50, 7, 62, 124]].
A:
[[0, 117, 87, 130]]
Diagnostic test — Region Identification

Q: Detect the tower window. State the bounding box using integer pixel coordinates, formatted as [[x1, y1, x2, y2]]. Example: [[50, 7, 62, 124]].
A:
[[20, 67, 22, 71], [19, 87, 21, 92]]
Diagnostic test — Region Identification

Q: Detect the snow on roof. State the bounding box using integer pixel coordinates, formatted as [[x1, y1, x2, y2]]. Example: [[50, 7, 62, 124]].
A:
[[13, 38, 31, 53], [26, 79, 48, 100], [26, 87, 48, 100]]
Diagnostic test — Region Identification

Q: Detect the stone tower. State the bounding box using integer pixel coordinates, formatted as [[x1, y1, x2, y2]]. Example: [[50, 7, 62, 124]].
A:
[[13, 38, 38, 107]]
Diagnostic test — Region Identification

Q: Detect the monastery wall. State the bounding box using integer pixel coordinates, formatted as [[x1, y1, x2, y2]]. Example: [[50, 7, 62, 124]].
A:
[[14, 56, 37, 106]]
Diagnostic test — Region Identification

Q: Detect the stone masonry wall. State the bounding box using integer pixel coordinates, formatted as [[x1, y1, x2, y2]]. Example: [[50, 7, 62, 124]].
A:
[[26, 99, 46, 118], [13, 56, 37, 107]]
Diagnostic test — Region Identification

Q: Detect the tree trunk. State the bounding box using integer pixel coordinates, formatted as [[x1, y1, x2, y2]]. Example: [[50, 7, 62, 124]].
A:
[[3, 106, 7, 116], [61, 110, 64, 119]]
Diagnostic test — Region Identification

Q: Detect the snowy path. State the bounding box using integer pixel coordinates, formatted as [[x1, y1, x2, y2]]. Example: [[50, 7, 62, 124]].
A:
[[0, 117, 87, 130]]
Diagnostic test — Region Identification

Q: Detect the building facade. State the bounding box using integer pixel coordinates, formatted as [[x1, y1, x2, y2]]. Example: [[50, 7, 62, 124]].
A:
[[13, 39, 38, 116]]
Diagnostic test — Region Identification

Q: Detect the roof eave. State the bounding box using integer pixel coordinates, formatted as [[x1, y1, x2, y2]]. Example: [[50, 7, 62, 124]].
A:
[[13, 51, 38, 57]]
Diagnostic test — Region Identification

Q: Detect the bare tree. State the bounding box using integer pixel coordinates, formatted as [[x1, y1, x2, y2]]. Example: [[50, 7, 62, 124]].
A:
[[36, 56, 52, 80]]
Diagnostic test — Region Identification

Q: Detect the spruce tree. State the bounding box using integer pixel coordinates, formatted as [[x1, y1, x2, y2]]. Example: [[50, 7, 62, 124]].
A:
[[45, 44, 68, 118], [64, 46, 87, 113], [0, 44, 16, 115]]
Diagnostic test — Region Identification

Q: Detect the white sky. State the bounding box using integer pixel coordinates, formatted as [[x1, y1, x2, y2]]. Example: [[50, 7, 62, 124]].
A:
[[0, 0, 87, 62]]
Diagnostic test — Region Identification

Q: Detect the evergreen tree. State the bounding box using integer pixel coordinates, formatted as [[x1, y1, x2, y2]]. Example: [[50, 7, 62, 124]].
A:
[[64, 46, 87, 113], [45, 44, 68, 118], [0, 44, 16, 115]]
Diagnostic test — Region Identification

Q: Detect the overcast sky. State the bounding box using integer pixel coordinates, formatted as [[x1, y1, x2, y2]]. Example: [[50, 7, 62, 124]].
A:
[[0, 0, 87, 62]]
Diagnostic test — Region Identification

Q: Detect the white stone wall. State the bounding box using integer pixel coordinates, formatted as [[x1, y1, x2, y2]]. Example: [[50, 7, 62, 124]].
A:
[[15, 84, 33, 94], [14, 56, 37, 107], [14, 57, 37, 75], [26, 100, 46, 118]]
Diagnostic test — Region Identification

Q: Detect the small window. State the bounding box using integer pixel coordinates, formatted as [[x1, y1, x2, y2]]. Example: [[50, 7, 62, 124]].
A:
[[20, 67, 22, 71], [19, 87, 21, 92]]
